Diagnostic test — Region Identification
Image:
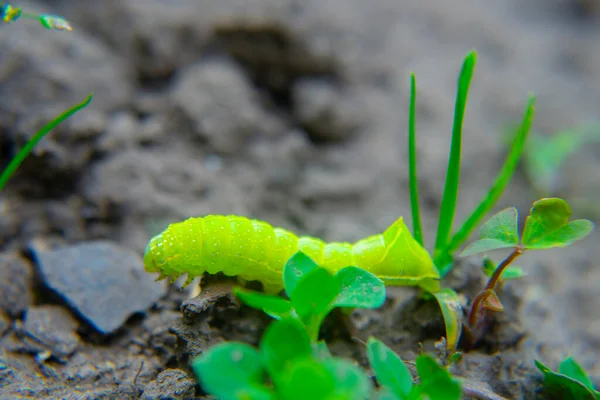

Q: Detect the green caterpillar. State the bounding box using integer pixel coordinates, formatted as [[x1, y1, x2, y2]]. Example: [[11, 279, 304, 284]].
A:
[[143, 215, 441, 294]]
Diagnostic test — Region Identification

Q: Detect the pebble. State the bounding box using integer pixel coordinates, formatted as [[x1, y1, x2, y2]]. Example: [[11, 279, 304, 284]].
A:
[[30, 241, 167, 335]]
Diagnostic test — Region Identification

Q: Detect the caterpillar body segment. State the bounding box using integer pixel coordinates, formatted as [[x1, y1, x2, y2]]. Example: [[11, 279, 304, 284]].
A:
[[143, 215, 441, 294]]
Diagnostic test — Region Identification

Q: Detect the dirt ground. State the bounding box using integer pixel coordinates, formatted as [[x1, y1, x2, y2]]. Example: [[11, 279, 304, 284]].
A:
[[1, 0, 600, 399]]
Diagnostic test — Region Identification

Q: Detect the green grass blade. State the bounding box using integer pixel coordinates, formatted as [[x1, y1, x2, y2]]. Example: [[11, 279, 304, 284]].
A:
[[445, 95, 536, 254], [0, 93, 93, 193], [433, 51, 477, 264], [408, 72, 424, 247]]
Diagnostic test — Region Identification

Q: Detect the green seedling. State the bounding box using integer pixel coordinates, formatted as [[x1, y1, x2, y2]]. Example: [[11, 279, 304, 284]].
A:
[[366, 337, 461, 400], [406, 50, 535, 274], [503, 122, 600, 196], [192, 317, 373, 400], [233, 252, 386, 342], [0, 94, 93, 193], [535, 357, 600, 400], [1, 3, 72, 31], [461, 197, 594, 342], [405, 50, 535, 353]]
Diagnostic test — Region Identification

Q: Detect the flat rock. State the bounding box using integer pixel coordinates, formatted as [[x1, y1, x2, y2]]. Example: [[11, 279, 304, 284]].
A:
[[31, 241, 167, 335]]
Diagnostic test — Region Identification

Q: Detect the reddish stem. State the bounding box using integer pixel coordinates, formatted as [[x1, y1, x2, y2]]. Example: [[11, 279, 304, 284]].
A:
[[468, 247, 523, 327]]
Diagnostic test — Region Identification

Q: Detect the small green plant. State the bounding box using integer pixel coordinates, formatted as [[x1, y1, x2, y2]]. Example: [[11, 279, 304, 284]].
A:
[[192, 253, 474, 399], [232, 252, 386, 342], [367, 337, 461, 400], [461, 197, 594, 343], [535, 357, 600, 400], [0, 94, 94, 193], [1, 3, 72, 31], [191, 318, 464, 400], [192, 317, 373, 400], [503, 122, 600, 196], [404, 50, 536, 353]]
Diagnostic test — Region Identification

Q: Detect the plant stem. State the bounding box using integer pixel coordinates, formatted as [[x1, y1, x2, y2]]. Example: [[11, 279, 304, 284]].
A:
[[467, 247, 523, 326], [484, 247, 523, 292], [408, 72, 424, 247]]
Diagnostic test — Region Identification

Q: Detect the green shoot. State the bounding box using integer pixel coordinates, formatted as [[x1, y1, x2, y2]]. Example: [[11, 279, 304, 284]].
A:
[[433, 51, 477, 266], [403, 50, 536, 354], [1, 3, 72, 31], [444, 96, 536, 259], [535, 357, 600, 400], [234, 252, 386, 342], [505, 122, 600, 196], [408, 72, 424, 246], [192, 318, 373, 400], [429, 289, 463, 354], [366, 337, 462, 400], [461, 198, 594, 343], [0, 94, 93, 193]]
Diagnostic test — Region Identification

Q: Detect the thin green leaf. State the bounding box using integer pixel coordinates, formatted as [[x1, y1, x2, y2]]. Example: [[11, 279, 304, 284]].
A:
[[322, 358, 373, 400], [333, 267, 386, 309], [431, 289, 463, 353], [414, 355, 461, 400], [559, 357, 596, 392], [366, 337, 413, 398], [260, 319, 312, 379], [434, 50, 477, 267], [408, 72, 424, 247], [522, 198, 594, 249], [535, 360, 598, 400], [283, 252, 320, 297], [0, 93, 93, 193], [191, 342, 273, 400], [446, 96, 535, 255], [233, 287, 293, 320]]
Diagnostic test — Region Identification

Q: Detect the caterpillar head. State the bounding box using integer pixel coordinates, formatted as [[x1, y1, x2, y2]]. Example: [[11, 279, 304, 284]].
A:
[[143, 234, 163, 274]]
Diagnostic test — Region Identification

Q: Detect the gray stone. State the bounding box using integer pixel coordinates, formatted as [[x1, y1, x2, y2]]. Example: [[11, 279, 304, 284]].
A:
[[31, 241, 167, 334]]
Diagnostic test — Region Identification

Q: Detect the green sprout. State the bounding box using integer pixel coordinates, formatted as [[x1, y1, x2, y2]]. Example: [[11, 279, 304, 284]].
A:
[[0, 94, 93, 193], [405, 50, 535, 353], [233, 252, 386, 342], [535, 357, 600, 400], [367, 337, 461, 400], [504, 122, 600, 196], [1, 3, 72, 31], [407, 50, 535, 274], [192, 317, 373, 400], [460, 197, 594, 343], [191, 312, 466, 400]]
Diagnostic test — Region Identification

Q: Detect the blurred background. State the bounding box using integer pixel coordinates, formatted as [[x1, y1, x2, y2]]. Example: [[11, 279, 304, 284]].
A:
[[1, 0, 599, 397]]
